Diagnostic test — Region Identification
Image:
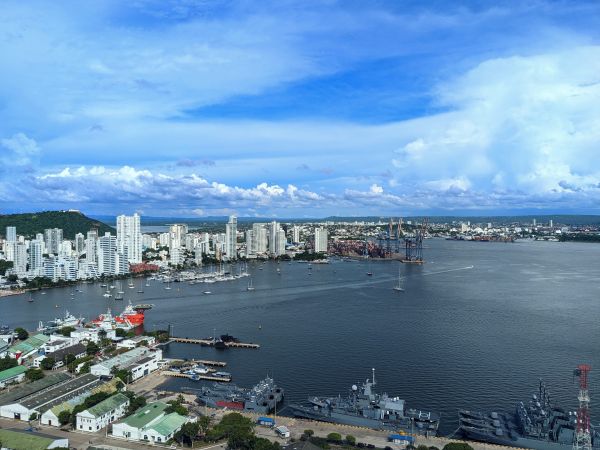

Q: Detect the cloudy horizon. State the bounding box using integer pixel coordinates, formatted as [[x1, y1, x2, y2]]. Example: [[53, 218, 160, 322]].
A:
[[1, 1, 600, 217]]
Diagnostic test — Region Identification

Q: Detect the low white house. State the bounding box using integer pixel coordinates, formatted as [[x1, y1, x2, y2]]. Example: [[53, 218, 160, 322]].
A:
[[91, 347, 162, 381], [0, 365, 27, 388], [116, 335, 156, 350], [112, 401, 189, 444], [71, 327, 116, 344], [76, 392, 129, 432]]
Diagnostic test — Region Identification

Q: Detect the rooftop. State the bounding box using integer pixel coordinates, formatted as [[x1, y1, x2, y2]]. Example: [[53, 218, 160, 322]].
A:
[[0, 365, 27, 382], [8, 333, 50, 355], [147, 412, 188, 436], [23, 373, 102, 412], [49, 378, 121, 416], [120, 401, 168, 428], [0, 372, 70, 406], [0, 428, 57, 450], [93, 346, 154, 371], [84, 392, 129, 418]]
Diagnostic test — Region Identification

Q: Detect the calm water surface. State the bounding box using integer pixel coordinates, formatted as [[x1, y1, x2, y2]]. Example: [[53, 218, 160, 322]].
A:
[[2, 239, 600, 434]]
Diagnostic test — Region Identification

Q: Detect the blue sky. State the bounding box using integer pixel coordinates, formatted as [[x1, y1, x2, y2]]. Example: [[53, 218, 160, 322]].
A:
[[1, 0, 600, 217]]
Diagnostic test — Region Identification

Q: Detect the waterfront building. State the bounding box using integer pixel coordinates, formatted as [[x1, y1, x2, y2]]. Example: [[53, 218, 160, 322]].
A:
[[44, 228, 63, 255], [170, 247, 185, 265], [28, 239, 44, 275], [13, 242, 27, 275], [97, 233, 117, 275], [5, 226, 16, 242], [85, 229, 98, 264], [117, 213, 142, 263], [76, 392, 129, 432], [225, 215, 238, 260], [252, 223, 268, 254], [3, 241, 15, 262], [275, 229, 286, 256], [90, 347, 162, 381], [315, 227, 328, 253], [59, 240, 73, 257]]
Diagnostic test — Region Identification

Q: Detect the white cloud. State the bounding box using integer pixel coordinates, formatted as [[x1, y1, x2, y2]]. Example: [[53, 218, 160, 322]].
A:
[[0, 133, 40, 166]]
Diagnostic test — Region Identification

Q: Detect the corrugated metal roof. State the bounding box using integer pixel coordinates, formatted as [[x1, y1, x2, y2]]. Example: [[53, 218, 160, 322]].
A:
[[0, 365, 27, 382], [0, 429, 55, 450], [84, 392, 129, 418], [120, 401, 168, 428], [0, 372, 70, 406], [147, 412, 187, 436]]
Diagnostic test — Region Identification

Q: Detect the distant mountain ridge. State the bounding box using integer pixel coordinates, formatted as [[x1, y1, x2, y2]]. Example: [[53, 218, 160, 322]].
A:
[[0, 210, 115, 239]]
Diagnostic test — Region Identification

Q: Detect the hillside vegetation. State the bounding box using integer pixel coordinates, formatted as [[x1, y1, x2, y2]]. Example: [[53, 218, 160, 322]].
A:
[[0, 211, 114, 239]]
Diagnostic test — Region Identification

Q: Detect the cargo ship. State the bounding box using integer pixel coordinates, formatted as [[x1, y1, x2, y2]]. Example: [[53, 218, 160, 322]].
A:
[[288, 369, 440, 435], [196, 377, 284, 414], [458, 379, 600, 450]]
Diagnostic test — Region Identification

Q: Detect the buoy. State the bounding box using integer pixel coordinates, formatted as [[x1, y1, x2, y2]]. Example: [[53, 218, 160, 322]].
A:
[[258, 325, 262, 330]]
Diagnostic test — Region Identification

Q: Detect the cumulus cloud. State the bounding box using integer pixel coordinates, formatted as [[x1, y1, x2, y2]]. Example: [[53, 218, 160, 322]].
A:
[[0, 133, 40, 167]]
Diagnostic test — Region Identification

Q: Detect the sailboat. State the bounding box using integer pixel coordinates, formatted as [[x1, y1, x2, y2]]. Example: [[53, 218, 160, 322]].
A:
[[103, 286, 112, 297], [128, 277, 135, 289], [137, 280, 144, 294], [247, 278, 255, 291], [164, 280, 172, 290], [393, 265, 404, 292], [27, 294, 34, 303]]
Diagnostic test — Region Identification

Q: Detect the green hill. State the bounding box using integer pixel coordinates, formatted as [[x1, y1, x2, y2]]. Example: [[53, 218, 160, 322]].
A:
[[0, 210, 115, 239]]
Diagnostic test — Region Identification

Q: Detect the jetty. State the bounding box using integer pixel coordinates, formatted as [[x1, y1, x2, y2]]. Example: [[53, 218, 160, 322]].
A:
[[169, 336, 260, 349], [163, 370, 232, 382]]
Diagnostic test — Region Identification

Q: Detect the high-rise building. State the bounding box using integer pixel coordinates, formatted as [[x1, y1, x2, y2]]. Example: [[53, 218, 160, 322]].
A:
[[75, 233, 85, 255], [116, 213, 142, 263], [275, 229, 286, 256], [169, 224, 188, 250], [86, 230, 98, 263], [252, 224, 268, 254], [4, 241, 16, 262], [29, 239, 44, 272], [245, 230, 254, 257], [97, 233, 116, 275], [13, 242, 27, 274], [314, 227, 328, 253], [44, 228, 63, 255], [549, 219, 553, 228], [292, 226, 300, 244], [5, 226, 16, 242], [225, 215, 237, 260], [268, 221, 279, 255]]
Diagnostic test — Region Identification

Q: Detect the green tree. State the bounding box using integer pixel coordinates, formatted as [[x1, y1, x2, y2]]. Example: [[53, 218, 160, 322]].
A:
[[198, 415, 212, 434], [14, 327, 28, 340], [63, 353, 76, 366], [176, 421, 200, 446], [417, 445, 429, 450], [40, 357, 55, 370], [304, 430, 314, 438], [0, 355, 18, 371], [442, 444, 474, 450], [58, 410, 71, 425], [29, 412, 38, 421], [86, 341, 99, 355], [115, 328, 127, 337], [79, 361, 91, 374], [25, 368, 44, 381], [124, 391, 147, 415], [7, 274, 18, 282], [346, 435, 356, 445], [111, 367, 132, 384], [165, 394, 188, 416], [327, 433, 342, 443], [58, 326, 75, 337]]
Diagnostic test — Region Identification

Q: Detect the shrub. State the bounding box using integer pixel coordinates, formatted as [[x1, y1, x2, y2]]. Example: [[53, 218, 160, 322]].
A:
[[327, 433, 342, 443]]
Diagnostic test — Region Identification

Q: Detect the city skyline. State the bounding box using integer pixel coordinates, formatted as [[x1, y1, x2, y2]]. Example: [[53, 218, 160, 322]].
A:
[[1, 1, 600, 217]]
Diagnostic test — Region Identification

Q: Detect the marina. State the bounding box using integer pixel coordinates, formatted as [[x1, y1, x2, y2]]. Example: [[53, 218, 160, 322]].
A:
[[2, 239, 600, 435]]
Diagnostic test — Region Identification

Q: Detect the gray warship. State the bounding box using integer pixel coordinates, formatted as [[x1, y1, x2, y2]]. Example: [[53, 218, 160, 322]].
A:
[[458, 379, 600, 450], [195, 377, 284, 414], [287, 369, 440, 435]]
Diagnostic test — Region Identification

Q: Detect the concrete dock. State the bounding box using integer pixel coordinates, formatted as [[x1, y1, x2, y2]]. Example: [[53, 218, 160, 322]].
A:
[[169, 336, 260, 348]]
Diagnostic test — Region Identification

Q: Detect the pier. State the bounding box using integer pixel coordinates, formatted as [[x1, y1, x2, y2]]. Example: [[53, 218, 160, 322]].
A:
[[163, 370, 232, 382], [169, 336, 260, 349]]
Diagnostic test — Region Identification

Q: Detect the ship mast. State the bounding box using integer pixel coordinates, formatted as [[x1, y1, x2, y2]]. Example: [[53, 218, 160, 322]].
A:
[[573, 364, 592, 450]]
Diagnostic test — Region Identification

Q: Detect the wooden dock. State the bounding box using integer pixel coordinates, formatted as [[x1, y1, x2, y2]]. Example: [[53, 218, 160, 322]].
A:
[[163, 370, 231, 382], [169, 337, 260, 349]]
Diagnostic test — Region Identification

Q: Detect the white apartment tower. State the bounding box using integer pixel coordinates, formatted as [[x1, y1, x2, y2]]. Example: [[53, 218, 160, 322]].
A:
[[252, 224, 268, 254], [225, 215, 237, 260], [86, 230, 98, 263], [44, 228, 63, 255], [315, 227, 328, 253], [97, 233, 117, 275], [75, 233, 85, 256], [116, 213, 142, 263], [5, 226, 16, 242], [29, 239, 44, 272], [292, 225, 301, 244]]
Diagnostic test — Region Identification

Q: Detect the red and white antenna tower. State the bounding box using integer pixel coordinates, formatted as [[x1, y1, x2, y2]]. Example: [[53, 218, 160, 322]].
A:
[[574, 364, 592, 450]]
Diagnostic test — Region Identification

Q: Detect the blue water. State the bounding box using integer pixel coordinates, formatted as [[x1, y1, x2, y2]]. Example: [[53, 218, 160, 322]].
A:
[[2, 239, 600, 434]]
